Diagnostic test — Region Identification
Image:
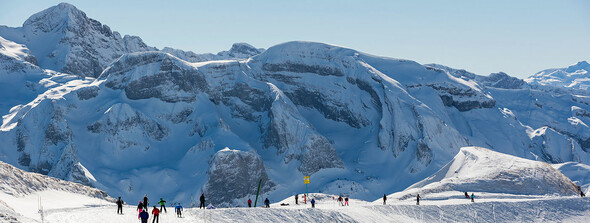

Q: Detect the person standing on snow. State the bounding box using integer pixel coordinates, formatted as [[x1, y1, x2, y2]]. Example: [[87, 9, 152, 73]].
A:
[[151, 205, 160, 223], [199, 193, 206, 209], [464, 192, 469, 199], [295, 194, 299, 205], [416, 194, 421, 205], [471, 193, 475, 202], [143, 195, 149, 210], [116, 197, 124, 214], [248, 198, 252, 207], [311, 198, 316, 208], [264, 198, 270, 208], [383, 194, 387, 205], [139, 209, 149, 223], [157, 198, 167, 213], [345, 197, 349, 206], [337, 196, 343, 206], [137, 201, 144, 219], [175, 203, 183, 218]]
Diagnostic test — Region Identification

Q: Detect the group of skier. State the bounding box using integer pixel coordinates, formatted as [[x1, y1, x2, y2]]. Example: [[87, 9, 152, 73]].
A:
[[116, 193, 210, 221], [118, 186, 587, 217]]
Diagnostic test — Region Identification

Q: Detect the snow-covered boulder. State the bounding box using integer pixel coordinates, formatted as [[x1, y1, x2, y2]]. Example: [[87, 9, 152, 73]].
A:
[[391, 147, 579, 199]]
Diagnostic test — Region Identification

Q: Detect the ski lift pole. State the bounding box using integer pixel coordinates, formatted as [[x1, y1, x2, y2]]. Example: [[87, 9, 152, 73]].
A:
[[254, 179, 262, 207], [304, 176, 310, 204]]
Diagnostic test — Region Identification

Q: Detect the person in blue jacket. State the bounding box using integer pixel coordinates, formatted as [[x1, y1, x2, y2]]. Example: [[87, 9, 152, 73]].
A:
[[175, 203, 183, 218], [139, 209, 149, 223]]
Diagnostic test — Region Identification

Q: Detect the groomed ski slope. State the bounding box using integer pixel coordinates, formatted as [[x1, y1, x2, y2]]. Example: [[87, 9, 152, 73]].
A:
[[41, 194, 589, 223]]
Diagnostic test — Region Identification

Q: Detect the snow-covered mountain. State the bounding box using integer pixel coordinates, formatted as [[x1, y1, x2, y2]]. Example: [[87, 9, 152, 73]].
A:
[[526, 61, 590, 93], [1, 3, 589, 208], [0, 3, 155, 77]]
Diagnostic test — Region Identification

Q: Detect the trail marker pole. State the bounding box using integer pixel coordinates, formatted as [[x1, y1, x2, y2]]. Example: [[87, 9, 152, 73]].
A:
[[303, 176, 310, 204], [254, 179, 262, 207]]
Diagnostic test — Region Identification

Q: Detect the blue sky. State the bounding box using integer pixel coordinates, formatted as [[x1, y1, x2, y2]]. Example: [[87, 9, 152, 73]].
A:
[[1, 0, 589, 78]]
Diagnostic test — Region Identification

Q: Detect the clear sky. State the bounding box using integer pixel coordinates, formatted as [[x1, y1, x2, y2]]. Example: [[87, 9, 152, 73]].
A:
[[1, 0, 589, 78]]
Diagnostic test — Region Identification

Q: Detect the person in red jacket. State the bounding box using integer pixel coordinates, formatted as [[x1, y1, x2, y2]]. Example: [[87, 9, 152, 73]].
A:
[[151, 206, 160, 223], [247, 198, 252, 207]]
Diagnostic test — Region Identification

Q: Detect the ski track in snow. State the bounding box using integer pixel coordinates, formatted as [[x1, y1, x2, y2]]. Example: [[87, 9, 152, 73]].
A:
[[39, 196, 589, 223]]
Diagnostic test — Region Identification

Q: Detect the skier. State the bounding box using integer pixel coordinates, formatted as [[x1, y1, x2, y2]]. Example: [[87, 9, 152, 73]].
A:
[[157, 198, 167, 213], [344, 197, 349, 206], [383, 194, 387, 205], [151, 205, 160, 223], [137, 201, 144, 219], [416, 194, 421, 205], [337, 196, 343, 206], [295, 194, 299, 205], [139, 209, 149, 223], [471, 193, 475, 202], [248, 198, 252, 207], [143, 194, 149, 210], [578, 186, 586, 197], [465, 192, 469, 198], [116, 197, 124, 214], [175, 203, 183, 218], [311, 198, 316, 208], [199, 193, 206, 209], [264, 198, 270, 208]]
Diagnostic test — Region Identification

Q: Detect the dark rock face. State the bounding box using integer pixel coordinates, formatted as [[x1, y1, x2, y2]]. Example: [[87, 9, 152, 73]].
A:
[[440, 95, 496, 111], [204, 149, 274, 206], [76, 86, 99, 100], [285, 88, 368, 128], [262, 62, 344, 77], [429, 84, 496, 111]]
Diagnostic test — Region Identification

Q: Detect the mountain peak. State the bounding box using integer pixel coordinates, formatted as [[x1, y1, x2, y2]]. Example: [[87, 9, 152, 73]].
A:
[[566, 61, 590, 73], [23, 2, 88, 33]]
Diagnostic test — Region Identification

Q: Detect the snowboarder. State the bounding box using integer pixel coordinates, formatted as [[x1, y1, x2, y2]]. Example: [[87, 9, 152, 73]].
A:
[[311, 198, 316, 208], [248, 198, 252, 207], [344, 197, 349, 206], [578, 186, 586, 197], [295, 194, 299, 205], [416, 194, 421, 205], [139, 209, 149, 223], [137, 201, 144, 218], [199, 193, 206, 209], [143, 194, 149, 210], [264, 198, 270, 208], [175, 203, 183, 218], [337, 196, 343, 206], [116, 197, 124, 214], [383, 194, 387, 205], [157, 198, 167, 213], [151, 206, 160, 223], [471, 193, 475, 202], [465, 192, 469, 198]]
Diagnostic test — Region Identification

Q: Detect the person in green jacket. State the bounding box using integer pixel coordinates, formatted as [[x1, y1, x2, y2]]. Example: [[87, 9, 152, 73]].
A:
[[158, 198, 167, 213]]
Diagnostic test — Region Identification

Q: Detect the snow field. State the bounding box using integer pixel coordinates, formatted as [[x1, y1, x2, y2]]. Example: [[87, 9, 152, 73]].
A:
[[40, 194, 589, 223]]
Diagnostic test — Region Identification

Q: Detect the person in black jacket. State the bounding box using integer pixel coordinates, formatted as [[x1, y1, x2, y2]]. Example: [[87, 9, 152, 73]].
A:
[[383, 194, 387, 205], [143, 194, 149, 209], [199, 193, 206, 209], [264, 198, 270, 208], [116, 197, 124, 214]]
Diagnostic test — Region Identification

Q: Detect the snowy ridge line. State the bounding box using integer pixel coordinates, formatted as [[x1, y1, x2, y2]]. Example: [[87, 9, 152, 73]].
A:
[[0, 160, 111, 200]]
